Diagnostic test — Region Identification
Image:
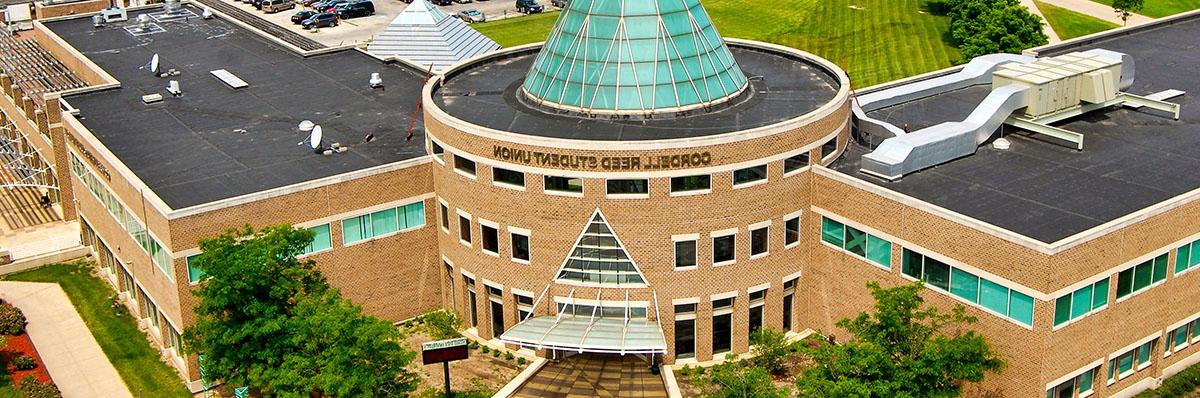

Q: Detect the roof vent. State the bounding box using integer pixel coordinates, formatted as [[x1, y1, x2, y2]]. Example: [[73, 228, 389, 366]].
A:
[[202, 7, 214, 19], [210, 69, 248, 89], [992, 137, 1011, 150], [298, 120, 315, 132], [166, 80, 181, 96], [92, 14, 105, 28], [369, 73, 383, 89]]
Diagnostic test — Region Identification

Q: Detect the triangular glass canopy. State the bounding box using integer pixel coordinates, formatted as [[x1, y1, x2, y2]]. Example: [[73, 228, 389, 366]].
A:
[[522, 0, 749, 115], [555, 210, 648, 287]]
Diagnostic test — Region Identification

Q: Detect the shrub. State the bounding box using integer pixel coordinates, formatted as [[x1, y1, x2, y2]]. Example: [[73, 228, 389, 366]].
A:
[[402, 320, 414, 329], [750, 327, 791, 375], [481, 346, 490, 354], [677, 365, 692, 377], [1142, 359, 1200, 397], [422, 310, 463, 340], [0, 301, 27, 335], [503, 351, 514, 361], [468, 341, 480, 350], [694, 365, 788, 398], [516, 357, 527, 366], [17, 376, 60, 398], [491, 350, 500, 358], [12, 355, 37, 370]]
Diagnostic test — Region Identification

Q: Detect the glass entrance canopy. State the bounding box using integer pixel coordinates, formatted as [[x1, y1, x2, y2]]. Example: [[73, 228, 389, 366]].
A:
[[501, 316, 667, 354], [522, 0, 749, 115]]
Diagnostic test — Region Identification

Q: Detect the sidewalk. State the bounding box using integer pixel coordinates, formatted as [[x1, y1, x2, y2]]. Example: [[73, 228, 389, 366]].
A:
[[1020, 0, 1064, 43], [0, 281, 132, 398], [1036, 0, 1155, 26]]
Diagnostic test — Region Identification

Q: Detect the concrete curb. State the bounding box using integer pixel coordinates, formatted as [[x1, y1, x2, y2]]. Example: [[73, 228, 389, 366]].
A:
[[491, 357, 547, 398], [0, 246, 87, 276]]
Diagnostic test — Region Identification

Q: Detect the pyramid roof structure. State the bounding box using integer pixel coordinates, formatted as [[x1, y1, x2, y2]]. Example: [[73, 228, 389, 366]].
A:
[[522, 0, 749, 115], [367, 0, 500, 72]]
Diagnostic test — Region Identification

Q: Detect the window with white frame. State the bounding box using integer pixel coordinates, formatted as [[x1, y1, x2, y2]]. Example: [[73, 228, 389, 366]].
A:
[[748, 289, 765, 335], [493, 167, 525, 188], [784, 215, 800, 247], [1177, 238, 1200, 274], [301, 224, 332, 254], [712, 297, 734, 354], [510, 230, 530, 263], [607, 179, 648, 196], [713, 232, 736, 266], [784, 152, 810, 174], [1167, 321, 1198, 356], [1115, 253, 1169, 300], [544, 175, 583, 194], [1047, 365, 1099, 398], [750, 226, 769, 257], [454, 154, 476, 176], [1053, 278, 1109, 327], [459, 215, 472, 244], [674, 303, 696, 359], [440, 203, 449, 231], [342, 202, 425, 245], [902, 248, 1034, 327], [732, 165, 767, 187], [515, 293, 533, 322], [1108, 339, 1156, 382], [481, 223, 499, 254], [821, 216, 890, 268], [675, 239, 697, 269], [670, 175, 710, 194]]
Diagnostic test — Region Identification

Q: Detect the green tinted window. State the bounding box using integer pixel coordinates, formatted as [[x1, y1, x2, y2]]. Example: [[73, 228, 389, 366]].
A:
[[371, 208, 399, 236], [1092, 278, 1109, 308], [950, 268, 979, 303], [1174, 326, 1189, 349], [1054, 295, 1072, 326], [866, 235, 891, 268], [902, 249, 922, 278], [342, 215, 367, 244], [923, 257, 950, 291], [186, 255, 205, 283], [1137, 341, 1153, 364], [404, 202, 426, 229], [1153, 254, 1169, 283], [1133, 260, 1153, 291], [1070, 285, 1092, 319], [1178, 244, 1192, 273], [820, 217, 844, 247], [1079, 369, 1094, 393], [305, 224, 331, 254], [1117, 268, 1134, 298], [845, 226, 866, 257], [1008, 291, 1034, 326], [979, 279, 1009, 315]]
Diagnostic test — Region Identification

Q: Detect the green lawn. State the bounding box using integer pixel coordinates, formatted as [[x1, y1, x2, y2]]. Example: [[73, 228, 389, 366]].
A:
[[1036, 0, 1119, 39], [0, 367, 16, 398], [1, 262, 191, 398], [1089, 0, 1200, 18], [473, 0, 960, 87]]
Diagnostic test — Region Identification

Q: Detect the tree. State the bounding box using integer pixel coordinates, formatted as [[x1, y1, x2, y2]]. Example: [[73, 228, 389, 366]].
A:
[[183, 225, 417, 397], [696, 363, 790, 398], [795, 282, 1004, 398], [1111, 0, 1144, 25], [946, 0, 1049, 60], [749, 327, 791, 375]]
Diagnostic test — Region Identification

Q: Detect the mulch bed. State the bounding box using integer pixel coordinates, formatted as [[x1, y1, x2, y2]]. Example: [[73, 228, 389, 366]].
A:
[[3, 332, 53, 388]]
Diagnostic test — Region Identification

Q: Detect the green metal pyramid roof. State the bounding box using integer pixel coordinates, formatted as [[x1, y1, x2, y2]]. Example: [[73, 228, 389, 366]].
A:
[[522, 0, 749, 115]]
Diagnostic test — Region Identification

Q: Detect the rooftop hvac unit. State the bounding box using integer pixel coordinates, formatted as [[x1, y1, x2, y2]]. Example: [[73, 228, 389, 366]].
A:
[[164, 0, 182, 14], [100, 7, 128, 23]]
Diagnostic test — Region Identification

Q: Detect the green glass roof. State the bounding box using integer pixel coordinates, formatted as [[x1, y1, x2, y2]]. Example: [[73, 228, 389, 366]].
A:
[[522, 0, 748, 115]]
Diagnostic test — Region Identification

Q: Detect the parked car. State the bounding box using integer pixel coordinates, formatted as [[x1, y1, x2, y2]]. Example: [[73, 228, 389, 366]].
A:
[[302, 12, 338, 29], [551, 0, 566, 7], [300, 0, 322, 6], [515, 0, 542, 13], [430, 0, 452, 5], [314, 0, 348, 12], [456, 9, 485, 23], [263, 0, 295, 13], [335, 0, 373, 18], [251, 0, 266, 9], [291, 10, 316, 23], [452, 0, 472, 3]]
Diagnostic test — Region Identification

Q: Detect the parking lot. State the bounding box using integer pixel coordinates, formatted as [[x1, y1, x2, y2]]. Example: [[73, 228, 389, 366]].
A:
[[212, 0, 558, 48]]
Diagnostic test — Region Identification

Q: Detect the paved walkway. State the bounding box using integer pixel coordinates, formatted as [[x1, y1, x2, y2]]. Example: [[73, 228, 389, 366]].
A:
[[512, 354, 667, 398], [1037, 0, 1155, 26], [0, 281, 132, 398], [1021, 0, 1064, 43]]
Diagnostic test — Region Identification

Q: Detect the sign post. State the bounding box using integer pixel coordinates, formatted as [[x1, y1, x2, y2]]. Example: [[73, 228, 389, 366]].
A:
[[421, 338, 469, 398]]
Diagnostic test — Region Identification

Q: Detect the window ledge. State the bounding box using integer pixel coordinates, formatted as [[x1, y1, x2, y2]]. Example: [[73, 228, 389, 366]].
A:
[[545, 190, 583, 198], [732, 179, 767, 190], [749, 252, 769, 260], [493, 181, 526, 191], [606, 193, 649, 200], [460, 239, 472, 248], [784, 241, 800, 249], [453, 168, 477, 180], [670, 189, 711, 197], [713, 260, 736, 268], [674, 265, 698, 272], [511, 258, 531, 265], [482, 249, 500, 258]]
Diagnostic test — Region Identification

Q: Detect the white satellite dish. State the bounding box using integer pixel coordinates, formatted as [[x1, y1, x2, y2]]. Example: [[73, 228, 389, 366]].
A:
[[202, 7, 214, 19], [310, 125, 322, 149], [298, 120, 315, 132], [150, 54, 160, 75]]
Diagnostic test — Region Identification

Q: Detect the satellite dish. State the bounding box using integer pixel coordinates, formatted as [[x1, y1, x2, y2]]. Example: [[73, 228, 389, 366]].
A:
[[150, 54, 160, 75], [202, 7, 214, 19], [310, 125, 322, 149], [298, 120, 315, 132]]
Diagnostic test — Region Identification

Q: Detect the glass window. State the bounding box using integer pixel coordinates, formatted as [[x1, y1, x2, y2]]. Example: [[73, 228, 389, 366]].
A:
[[1178, 243, 1194, 273], [303, 224, 332, 254], [845, 226, 866, 257], [750, 227, 768, 256], [923, 257, 950, 291], [607, 179, 648, 195], [481, 224, 499, 253], [440, 203, 449, 230], [785, 216, 800, 246], [371, 208, 399, 236], [902, 249, 922, 278], [1054, 295, 1072, 326], [784, 152, 809, 173], [493, 167, 525, 187], [544, 176, 583, 193], [866, 235, 891, 268], [511, 233, 530, 262], [675, 240, 697, 268], [980, 279, 1009, 315], [670, 175, 710, 193], [749, 305, 763, 335], [1070, 285, 1093, 319], [1137, 340, 1153, 365], [821, 217, 844, 247], [342, 214, 368, 244], [713, 235, 735, 264], [1153, 254, 1169, 283], [821, 137, 838, 159], [713, 297, 735, 310], [1008, 291, 1034, 326], [1092, 278, 1109, 309], [459, 216, 472, 243], [733, 165, 767, 186], [454, 155, 476, 175], [404, 202, 425, 228], [431, 140, 444, 155], [712, 313, 732, 354], [950, 268, 979, 303], [186, 255, 205, 283], [675, 303, 696, 314], [674, 318, 695, 358]]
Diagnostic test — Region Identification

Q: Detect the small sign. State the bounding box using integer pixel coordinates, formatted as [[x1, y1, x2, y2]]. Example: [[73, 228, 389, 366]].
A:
[[422, 338, 469, 364]]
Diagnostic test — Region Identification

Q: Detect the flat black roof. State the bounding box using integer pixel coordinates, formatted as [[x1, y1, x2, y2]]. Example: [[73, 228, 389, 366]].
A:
[[48, 6, 428, 209], [432, 45, 841, 141], [832, 15, 1200, 244]]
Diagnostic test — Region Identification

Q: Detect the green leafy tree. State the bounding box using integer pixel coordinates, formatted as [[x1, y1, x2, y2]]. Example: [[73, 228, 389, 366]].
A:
[[696, 363, 790, 398], [946, 0, 1049, 60], [749, 327, 791, 375], [183, 226, 417, 397], [795, 282, 1004, 398], [1111, 0, 1145, 25]]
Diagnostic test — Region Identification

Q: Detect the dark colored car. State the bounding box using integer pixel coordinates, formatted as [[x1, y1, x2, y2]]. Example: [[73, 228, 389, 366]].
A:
[[316, 0, 348, 12], [291, 10, 315, 24], [430, 0, 452, 5], [251, 0, 266, 9], [515, 0, 542, 13], [302, 12, 338, 29], [551, 0, 566, 6], [335, 0, 373, 19]]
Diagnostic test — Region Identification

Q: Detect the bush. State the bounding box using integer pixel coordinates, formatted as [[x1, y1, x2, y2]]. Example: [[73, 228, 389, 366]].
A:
[[12, 355, 37, 370], [504, 351, 514, 361], [17, 376, 61, 398], [468, 341, 480, 350], [516, 357, 527, 366], [402, 320, 414, 329], [481, 346, 490, 354], [694, 365, 788, 398], [750, 327, 791, 375], [0, 301, 27, 335], [1141, 359, 1200, 397], [491, 350, 500, 358], [422, 310, 463, 340]]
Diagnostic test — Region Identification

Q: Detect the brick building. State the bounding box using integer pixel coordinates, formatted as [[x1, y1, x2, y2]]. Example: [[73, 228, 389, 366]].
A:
[[1, 0, 1197, 396]]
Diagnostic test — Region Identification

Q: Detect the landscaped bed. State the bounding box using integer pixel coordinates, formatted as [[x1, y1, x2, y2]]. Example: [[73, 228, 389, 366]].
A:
[[400, 311, 526, 398], [0, 299, 60, 398]]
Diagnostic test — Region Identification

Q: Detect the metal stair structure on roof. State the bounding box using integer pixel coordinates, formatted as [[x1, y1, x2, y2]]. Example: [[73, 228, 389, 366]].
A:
[[190, 0, 326, 52], [366, 0, 499, 72], [522, 0, 749, 116]]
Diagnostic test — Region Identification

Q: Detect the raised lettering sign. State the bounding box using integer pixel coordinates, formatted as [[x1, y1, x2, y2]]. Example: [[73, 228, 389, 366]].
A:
[[491, 145, 713, 171]]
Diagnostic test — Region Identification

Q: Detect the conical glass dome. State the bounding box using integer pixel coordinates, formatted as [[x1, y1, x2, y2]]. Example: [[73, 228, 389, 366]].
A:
[[521, 0, 749, 115]]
